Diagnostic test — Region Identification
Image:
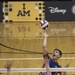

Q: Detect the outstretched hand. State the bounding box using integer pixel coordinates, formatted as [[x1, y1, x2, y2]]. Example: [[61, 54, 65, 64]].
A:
[[65, 63, 70, 67], [4, 61, 12, 70]]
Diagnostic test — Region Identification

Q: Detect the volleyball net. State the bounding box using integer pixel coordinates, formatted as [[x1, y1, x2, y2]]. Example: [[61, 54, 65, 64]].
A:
[[0, 58, 75, 75], [0, 68, 75, 75], [0, 68, 75, 72]]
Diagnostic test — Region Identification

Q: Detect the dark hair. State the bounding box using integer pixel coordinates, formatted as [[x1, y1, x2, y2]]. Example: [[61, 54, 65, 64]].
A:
[[39, 72, 46, 75], [54, 48, 62, 57]]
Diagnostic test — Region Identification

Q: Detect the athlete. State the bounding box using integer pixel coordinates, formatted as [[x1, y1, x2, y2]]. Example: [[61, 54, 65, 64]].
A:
[[39, 30, 69, 75]]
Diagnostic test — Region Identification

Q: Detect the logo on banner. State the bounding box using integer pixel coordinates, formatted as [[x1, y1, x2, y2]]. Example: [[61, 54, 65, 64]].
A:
[[50, 28, 66, 34], [71, 5, 75, 14], [17, 4, 30, 16], [48, 7, 66, 14]]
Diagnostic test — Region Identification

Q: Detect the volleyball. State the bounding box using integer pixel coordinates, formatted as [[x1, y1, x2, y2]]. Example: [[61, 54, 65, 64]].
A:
[[40, 20, 49, 30]]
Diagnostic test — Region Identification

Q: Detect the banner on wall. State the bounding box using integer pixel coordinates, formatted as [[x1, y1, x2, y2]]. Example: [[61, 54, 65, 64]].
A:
[[0, 22, 42, 38], [45, 1, 75, 21], [3, 1, 45, 22], [2, 1, 75, 22], [1, 22, 75, 38]]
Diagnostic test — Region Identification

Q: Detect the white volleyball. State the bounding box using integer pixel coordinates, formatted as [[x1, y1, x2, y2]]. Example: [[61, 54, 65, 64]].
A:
[[40, 20, 49, 29]]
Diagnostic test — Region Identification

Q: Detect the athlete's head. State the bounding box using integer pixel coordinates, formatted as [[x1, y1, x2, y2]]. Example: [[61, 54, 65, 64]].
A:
[[39, 72, 46, 75], [52, 48, 62, 60]]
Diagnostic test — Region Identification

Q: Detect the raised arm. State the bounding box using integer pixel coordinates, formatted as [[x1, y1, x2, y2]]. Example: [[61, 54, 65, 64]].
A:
[[4, 61, 12, 75], [44, 57, 52, 75], [43, 30, 49, 56]]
